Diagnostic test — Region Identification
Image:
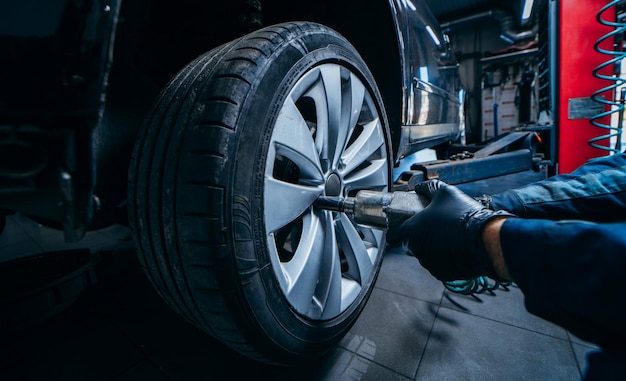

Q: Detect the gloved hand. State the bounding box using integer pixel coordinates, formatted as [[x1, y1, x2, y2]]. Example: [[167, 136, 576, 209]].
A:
[[387, 180, 515, 281]]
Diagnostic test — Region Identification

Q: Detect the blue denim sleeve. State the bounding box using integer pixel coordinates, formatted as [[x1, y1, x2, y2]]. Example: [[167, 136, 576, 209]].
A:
[[491, 153, 626, 222], [500, 218, 626, 348]]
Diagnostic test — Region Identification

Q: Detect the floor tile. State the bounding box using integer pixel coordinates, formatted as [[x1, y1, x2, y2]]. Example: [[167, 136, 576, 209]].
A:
[[35, 228, 129, 254], [3, 214, 133, 256], [315, 347, 411, 381], [0, 238, 44, 263], [377, 248, 445, 305], [339, 287, 438, 378], [572, 342, 598, 377], [0, 215, 44, 262], [416, 307, 581, 380], [441, 284, 569, 339], [96, 224, 133, 242], [7, 213, 42, 234], [0, 215, 30, 245]]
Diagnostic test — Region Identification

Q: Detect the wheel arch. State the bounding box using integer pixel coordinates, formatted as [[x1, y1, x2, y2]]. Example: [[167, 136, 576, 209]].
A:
[[110, 0, 405, 163]]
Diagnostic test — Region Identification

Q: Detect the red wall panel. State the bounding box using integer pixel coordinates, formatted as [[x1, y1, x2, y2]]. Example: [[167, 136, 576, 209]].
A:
[[558, 0, 614, 173]]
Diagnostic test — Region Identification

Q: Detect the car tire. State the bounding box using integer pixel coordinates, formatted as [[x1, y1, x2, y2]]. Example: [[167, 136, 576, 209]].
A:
[[128, 22, 392, 365]]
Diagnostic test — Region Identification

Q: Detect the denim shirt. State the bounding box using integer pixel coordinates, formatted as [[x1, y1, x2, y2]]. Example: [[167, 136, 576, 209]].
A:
[[491, 153, 626, 222]]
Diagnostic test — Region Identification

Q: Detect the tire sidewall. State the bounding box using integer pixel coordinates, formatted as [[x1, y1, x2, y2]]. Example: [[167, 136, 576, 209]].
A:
[[231, 27, 392, 356]]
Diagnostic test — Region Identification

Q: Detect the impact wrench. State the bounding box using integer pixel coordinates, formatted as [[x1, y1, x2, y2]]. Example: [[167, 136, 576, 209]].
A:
[[314, 190, 512, 295], [314, 190, 428, 230]]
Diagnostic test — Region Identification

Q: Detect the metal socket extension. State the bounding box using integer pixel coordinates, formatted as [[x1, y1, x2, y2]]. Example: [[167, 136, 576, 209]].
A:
[[315, 190, 429, 229], [349, 190, 429, 229]]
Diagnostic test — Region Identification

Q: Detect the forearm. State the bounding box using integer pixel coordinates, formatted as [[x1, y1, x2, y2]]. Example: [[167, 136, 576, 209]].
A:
[[481, 218, 511, 281]]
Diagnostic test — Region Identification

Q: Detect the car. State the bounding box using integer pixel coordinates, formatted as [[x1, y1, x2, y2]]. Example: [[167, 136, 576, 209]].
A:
[[0, 0, 461, 365]]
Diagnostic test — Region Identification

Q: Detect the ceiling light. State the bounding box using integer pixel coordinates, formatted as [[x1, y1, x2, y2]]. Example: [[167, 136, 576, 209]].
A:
[[522, 0, 534, 20], [425, 25, 441, 46]]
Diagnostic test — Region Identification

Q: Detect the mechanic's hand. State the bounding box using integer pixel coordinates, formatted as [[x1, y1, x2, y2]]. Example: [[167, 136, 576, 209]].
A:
[[387, 180, 514, 281]]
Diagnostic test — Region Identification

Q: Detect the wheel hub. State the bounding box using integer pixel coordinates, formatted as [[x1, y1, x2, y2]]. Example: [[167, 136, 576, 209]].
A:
[[325, 173, 342, 196]]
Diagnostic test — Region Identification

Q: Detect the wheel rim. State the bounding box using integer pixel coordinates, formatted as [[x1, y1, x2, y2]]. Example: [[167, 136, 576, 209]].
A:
[[264, 63, 389, 320]]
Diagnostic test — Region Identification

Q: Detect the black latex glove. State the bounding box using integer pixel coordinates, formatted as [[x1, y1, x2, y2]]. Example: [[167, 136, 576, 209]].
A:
[[387, 180, 515, 281]]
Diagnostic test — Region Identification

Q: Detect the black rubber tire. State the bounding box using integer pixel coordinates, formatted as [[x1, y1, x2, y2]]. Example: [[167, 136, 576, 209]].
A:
[[128, 22, 392, 365]]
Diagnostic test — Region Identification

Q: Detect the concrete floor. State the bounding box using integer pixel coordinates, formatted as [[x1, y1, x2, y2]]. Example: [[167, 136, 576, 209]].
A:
[[0, 171, 599, 380]]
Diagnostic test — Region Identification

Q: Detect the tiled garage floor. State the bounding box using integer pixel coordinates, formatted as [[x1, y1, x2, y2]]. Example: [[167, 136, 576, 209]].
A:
[[0, 171, 598, 380]]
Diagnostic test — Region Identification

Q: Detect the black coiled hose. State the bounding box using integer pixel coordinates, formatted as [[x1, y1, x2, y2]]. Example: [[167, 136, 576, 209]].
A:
[[590, 0, 626, 153], [443, 277, 512, 296]]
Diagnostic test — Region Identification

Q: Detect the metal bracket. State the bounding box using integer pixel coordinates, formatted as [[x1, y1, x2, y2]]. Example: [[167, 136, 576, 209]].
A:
[[394, 132, 537, 190]]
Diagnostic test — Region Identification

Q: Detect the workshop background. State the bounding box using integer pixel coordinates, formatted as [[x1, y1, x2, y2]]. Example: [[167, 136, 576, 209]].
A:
[[1, 0, 624, 379]]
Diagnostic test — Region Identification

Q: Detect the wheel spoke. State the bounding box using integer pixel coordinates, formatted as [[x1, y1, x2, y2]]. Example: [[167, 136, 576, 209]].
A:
[[319, 65, 342, 169], [360, 226, 384, 254], [340, 119, 384, 174], [282, 212, 325, 313], [336, 213, 373, 284], [264, 178, 323, 233], [315, 212, 343, 319], [318, 66, 366, 171], [347, 72, 366, 139], [343, 158, 389, 194], [271, 97, 323, 180], [298, 73, 330, 170]]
